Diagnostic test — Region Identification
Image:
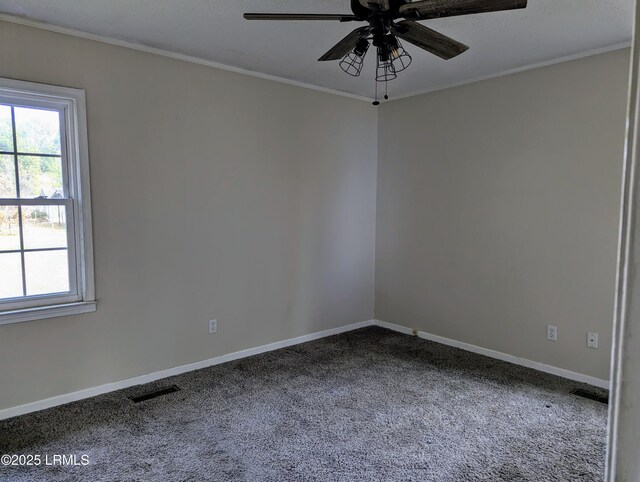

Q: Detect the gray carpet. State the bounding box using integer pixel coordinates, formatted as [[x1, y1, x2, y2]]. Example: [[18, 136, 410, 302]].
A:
[[0, 327, 608, 481]]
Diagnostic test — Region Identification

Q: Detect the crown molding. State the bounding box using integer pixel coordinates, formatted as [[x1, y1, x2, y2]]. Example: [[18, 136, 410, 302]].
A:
[[388, 40, 632, 102], [0, 12, 631, 104], [0, 13, 373, 103]]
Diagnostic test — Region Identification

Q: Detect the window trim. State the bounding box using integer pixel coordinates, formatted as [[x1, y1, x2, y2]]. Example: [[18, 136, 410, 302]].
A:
[[0, 78, 95, 325]]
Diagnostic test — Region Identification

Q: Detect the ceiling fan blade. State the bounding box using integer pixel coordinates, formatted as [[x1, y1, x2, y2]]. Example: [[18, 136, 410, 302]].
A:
[[243, 13, 359, 21], [318, 27, 368, 61], [399, 0, 527, 20], [391, 20, 468, 60]]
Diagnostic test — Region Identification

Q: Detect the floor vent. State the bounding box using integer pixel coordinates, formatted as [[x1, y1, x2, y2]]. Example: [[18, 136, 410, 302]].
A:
[[571, 388, 608, 404], [129, 385, 181, 403]]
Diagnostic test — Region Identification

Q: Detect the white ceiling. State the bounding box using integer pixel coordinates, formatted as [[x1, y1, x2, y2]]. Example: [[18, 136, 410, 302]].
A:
[[0, 0, 633, 99]]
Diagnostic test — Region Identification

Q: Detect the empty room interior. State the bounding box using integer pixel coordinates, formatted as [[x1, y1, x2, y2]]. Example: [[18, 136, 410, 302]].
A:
[[0, 0, 639, 480]]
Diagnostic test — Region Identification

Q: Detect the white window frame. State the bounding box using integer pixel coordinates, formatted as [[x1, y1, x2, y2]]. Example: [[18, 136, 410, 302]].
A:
[[0, 78, 95, 325]]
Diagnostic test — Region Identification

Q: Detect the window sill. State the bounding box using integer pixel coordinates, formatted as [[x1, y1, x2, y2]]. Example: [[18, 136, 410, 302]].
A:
[[0, 301, 97, 326]]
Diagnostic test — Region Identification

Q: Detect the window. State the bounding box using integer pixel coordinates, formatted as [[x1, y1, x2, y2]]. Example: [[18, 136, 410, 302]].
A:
[[0, 78, 95, 324]]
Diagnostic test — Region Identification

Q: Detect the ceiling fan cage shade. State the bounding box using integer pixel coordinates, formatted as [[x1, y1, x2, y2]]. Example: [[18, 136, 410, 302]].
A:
[[376, 47, 397, 82], [339, 38, 370, 77], [387, 37, 412, 72], [339, 51, 366, 77]]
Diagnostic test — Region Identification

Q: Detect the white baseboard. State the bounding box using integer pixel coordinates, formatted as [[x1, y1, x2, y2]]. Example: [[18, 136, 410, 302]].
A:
[[0, 319, 375, 421], [376, 319, 414, 335], [374, 319, 610, 389], [2, 318, 609, 420]]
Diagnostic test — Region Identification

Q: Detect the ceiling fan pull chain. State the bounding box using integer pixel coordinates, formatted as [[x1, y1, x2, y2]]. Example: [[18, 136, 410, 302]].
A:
[[384, 78, 389, 100], [373, 78, 380, 106]]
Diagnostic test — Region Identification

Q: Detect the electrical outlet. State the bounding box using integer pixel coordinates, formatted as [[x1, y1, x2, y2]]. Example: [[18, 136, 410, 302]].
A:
[[547, 325, 558, 341], [587, 332, 599, 349], [208, 319, 217, 334]]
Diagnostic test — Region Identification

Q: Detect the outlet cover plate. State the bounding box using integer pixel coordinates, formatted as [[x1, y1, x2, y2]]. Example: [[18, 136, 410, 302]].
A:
[[547, 325, 558, 341], [209, 319, 217, 334]]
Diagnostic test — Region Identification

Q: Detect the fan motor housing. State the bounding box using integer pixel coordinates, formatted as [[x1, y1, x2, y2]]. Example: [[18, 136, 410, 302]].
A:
[[350, 0, 410, 22]]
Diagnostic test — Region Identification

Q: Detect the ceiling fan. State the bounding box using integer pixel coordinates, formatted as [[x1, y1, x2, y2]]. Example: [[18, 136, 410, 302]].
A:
[[244, 0, 528, 104]]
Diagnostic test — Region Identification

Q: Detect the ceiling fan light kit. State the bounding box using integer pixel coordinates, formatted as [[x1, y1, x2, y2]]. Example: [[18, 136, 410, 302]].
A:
[[244, 0, 528, 105], [339, 37, 370, 76], [386, 36, 413, 73], [376, 49, 398, 82]]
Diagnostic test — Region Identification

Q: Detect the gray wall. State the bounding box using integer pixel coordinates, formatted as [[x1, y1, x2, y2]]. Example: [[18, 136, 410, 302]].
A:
[[0, 21, 377, 410], [0, 19, 630, 411], [376, 49, 629, 380]]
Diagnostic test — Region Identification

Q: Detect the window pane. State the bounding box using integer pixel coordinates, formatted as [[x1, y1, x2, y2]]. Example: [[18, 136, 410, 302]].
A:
[[22, 205, 68, 250], [0, 154, 16, 197], [14, 107, 61, 155], [0, 252, 23, 299], [0, 105, 12, 152], [18, 155, 63, 198], [0, 206, 20, 251], [25, 249, 69, 296]]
